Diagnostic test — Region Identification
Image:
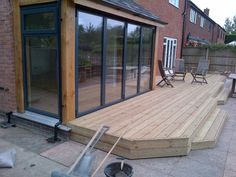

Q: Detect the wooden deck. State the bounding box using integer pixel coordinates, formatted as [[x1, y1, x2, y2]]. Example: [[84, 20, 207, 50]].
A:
[[68, 74, 230, 159]]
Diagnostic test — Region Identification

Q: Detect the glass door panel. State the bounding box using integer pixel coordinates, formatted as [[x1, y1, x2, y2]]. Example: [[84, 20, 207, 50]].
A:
[[105, 19, 124, 103], [77, 12, 103, 113], [24, 12, 56, 30], [163, 37, 177, 69], [140, 27, 153, 92], [25, 36, 58, 115], [126, 24, 140, 97], [22, 3, 60, 117]]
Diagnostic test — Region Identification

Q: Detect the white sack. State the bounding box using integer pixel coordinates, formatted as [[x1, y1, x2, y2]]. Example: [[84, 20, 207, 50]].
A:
[[0, 149, 16, 168]]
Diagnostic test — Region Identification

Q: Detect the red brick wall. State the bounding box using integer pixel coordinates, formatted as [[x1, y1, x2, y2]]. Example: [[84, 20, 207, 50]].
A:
[[184, 2, 225, 45], [215, 26, 226, 44], [0, 0, 17, 113], [136, 0, 185, 62]]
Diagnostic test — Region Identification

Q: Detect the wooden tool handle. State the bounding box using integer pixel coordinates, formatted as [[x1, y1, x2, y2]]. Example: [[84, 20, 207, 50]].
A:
[[91, 127, 128, 177], [67, 125, 107, 174]]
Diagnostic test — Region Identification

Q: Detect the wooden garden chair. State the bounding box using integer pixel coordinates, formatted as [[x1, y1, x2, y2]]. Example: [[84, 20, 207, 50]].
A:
[[156, 60, 174, 87], [191, 59, 209, 84], [173, 58, 187, 81]]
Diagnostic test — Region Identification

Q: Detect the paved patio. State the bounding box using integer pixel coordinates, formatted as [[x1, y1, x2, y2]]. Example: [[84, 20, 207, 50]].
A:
[[0, 98, 236, 177]]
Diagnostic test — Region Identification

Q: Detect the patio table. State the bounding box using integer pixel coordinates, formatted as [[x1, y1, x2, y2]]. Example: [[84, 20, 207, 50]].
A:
[[229, 73, 236, 97]]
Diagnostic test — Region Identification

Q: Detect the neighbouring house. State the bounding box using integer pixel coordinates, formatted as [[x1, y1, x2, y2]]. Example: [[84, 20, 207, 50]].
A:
[[213, 24, 226, 44], [136, 0, 185, 69], [184, 0, 226, 46], [0, 0, 168, 125]]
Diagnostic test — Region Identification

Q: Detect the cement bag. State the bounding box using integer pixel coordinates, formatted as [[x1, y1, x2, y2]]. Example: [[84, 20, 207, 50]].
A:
[[0, 149, 16, 168]]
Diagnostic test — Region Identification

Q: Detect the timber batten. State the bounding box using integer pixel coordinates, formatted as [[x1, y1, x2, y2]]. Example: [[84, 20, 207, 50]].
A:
[[61, 0, 76, 122], [13, 0, 24, 112]]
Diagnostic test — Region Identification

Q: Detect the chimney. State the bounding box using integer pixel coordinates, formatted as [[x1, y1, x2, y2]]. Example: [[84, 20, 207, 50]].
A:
[[204, 8, 210, 16]]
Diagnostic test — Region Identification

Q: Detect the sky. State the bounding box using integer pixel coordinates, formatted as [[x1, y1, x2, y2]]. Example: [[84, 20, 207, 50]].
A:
[[191, 0, 236, 27]]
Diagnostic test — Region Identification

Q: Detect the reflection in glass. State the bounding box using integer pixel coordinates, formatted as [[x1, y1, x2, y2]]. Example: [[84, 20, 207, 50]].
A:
[[25, 36, 58, 114], [140, 27, 153, 92], [125, 24, 140, 97], [25, 12, 55, 30], [78, 12, 102, 112], [105, 19, 124, 103]]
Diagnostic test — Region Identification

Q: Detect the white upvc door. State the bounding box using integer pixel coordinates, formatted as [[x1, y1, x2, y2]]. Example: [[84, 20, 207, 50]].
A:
[[163, 37, 177, 69]]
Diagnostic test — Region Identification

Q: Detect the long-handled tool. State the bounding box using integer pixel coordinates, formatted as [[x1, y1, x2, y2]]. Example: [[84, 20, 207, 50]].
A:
[[91, 126, 129, 177], [51, 125, 109, 177]]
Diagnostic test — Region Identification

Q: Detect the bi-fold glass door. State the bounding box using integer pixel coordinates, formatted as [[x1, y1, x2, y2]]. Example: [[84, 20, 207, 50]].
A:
[[76, 8, 154, 116], [21, 3, 61, 118]]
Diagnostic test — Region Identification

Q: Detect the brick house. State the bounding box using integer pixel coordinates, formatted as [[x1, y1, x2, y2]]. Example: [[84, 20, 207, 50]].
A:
[[0, 0, 227, 130], [0, 0, 169, 126], [184, 0, 226, 46], [0, 0, 17, 114], [136, 0, 185, 69]]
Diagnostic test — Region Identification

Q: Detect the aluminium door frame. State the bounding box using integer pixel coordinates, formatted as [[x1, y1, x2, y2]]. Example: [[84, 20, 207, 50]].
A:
[[75, 7, 155, 117], [21, 2, 61, 119]]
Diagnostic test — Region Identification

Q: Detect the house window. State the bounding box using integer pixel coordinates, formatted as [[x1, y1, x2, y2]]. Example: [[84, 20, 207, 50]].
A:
[[190, 9, 197, 24], [200, 16, 205, 28], [169, 0, 179, 8], [163, 37, 177, 69]]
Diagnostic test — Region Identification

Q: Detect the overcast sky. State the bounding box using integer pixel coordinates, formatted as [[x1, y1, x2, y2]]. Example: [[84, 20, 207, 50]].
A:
[[191, 0, 236, 27]]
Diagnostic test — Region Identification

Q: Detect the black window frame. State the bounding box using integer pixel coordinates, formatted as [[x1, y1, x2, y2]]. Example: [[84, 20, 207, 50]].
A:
[[21, 2, 62, 119]]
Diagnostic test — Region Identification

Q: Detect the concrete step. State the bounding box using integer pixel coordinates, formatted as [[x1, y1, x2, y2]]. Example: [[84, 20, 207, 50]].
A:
[[191, 109, 228, 150]]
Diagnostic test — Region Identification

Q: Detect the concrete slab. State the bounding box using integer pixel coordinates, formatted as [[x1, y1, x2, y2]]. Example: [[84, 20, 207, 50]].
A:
[[0, 126, 63, 153], [40, 141, 84, 167], [126, 157, 181, 175], [224, 169, 236, 177], [0, 153, 67, 177], [170, 157, 224, 177]]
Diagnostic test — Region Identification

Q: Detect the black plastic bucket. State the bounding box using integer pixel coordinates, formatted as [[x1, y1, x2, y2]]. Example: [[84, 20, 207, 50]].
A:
[[104, 162, 133, 177]]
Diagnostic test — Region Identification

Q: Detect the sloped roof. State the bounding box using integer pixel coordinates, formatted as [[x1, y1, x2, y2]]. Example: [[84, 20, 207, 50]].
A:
[[101, 0, 167, 25]]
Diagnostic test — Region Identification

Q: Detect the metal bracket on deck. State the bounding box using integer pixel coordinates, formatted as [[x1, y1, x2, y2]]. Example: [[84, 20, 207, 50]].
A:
[[0, 112, 16, 129], [46, 121, 61, 143]]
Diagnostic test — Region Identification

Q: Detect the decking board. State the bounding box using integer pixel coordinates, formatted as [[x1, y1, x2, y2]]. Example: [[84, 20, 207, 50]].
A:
[[192, 109, 228, 150], [68, 74, 229, 159]]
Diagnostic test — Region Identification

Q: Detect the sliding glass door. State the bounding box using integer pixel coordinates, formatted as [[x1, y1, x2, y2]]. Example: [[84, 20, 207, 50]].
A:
[[125, 24, 140, 97], [21, 3, 60, 117], [105, 19, 124, 104], [140, 27, 153, 92], [76, 9, 155, 116], [77, 12, 102, 113]]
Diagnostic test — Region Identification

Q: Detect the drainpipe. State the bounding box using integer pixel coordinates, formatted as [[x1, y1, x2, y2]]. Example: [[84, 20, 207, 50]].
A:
[[181, 0, 187, 58]]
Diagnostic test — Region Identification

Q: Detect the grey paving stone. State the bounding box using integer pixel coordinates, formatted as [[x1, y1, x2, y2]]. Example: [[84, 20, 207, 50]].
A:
[[224, 152, 236, 172], [127, 157, 181, 174], [188, 149, 227, 169], [224, 169, 236, 177], [0, 126, 63, 153], [0, 154, 67, 177], [170, 157, 224, 177]]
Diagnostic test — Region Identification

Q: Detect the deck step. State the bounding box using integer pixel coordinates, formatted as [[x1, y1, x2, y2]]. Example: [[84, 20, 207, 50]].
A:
[[191, 109, 228, 150], [217, 87, 231, 105], [174, 98, 217, 140], [217, 79, 232, 105]]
